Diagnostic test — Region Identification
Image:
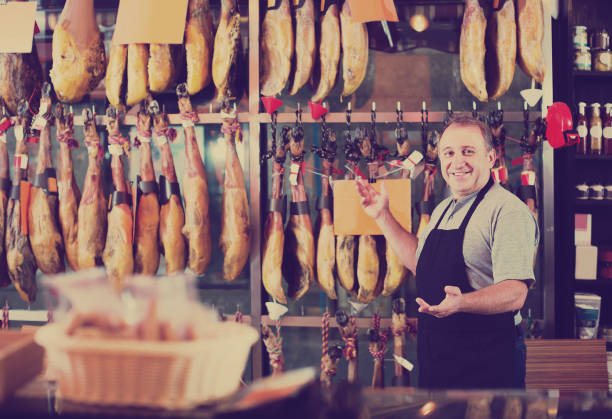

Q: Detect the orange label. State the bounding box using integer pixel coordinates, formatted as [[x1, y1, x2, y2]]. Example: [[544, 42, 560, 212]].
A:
[[333, 179, 411, 235], [20, 181, 31, 235], [0, 1, 37, 53], [113, 0, 189, 45], [347, 0, 399, 23], [321, 0, 325, 12], [47, 177, 57, 194]]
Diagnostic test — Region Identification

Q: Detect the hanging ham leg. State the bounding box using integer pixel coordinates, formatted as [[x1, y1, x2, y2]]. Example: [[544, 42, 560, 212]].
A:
[[150, 101, 186, 274], [460, 0, 487, 102], [356, 130, 379, 304], [313, 126, 337, 300], [127, 44, 149, 106], [288, 0, 315, 95], [185, 0, 214, 95], [339, 0, 368, 97], [369, 328, 384, 388], [391, 298, 410, 386], [516, 0, 546, 84], [282, 126, 314, 300], [311, 2, 340, 103], [336, 127, 360, 294], [50, 0, 106, 103], [105, 42, 127, 109], [77, 108, 106, 269], [262, 120, 289, 303], [382, 131, 410, 297], [133, 106, 160, 275], [486, 0, 516, 100], [6, 101, 37, 302], [0, 102, 12, 286], [148, 44, 177, 93], [0, 40, 43, 115], [220, 105, 250, 281], [488, 109, 509, 186], [260, 0, 293, 97], [416, 131, 439, 238], [102, 107, 133, 289], [28, 83, 64, 274], [212, 0, 240, 101], [54, 104, 80, 271], [177, 84, 211, 275]]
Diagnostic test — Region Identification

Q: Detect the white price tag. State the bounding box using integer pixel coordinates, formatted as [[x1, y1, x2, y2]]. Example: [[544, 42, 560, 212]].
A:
[[289, 162, 300, 186], [393, 355, 414, 371], [108, 144, 124, 156], [14, 126, 24, 142], [153, 134, 168, 147], [14, 153, 28, 169], [265, 301, 288, 321], [182, 119, 194, 128], [328, 175, 333, 188], [0, 133, 5, 144], [402, 150, 423, 170], [32, 115, 47, 131]]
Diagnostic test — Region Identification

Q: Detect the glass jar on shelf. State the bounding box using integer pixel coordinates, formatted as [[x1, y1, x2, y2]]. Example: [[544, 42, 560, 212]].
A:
[[589, 102, 603, 155], [576, 101, 588, 154], [574, 46, 592, 71]]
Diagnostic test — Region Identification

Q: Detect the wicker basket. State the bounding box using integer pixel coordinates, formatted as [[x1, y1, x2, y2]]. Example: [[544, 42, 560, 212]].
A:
[[35, 322, 258, 410]]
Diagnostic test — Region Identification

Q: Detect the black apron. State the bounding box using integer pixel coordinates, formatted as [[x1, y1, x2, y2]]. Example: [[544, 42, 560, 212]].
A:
[[416, 178, 517, 389]]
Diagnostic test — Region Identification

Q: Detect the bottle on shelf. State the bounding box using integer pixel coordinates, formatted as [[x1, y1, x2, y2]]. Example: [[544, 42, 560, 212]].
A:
[[589, 102, 603, 155], [603, 103, 612, 155], [576, 102, 588, 154]]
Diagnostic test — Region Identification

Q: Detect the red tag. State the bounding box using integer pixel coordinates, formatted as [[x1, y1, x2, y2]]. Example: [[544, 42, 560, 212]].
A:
[[491, 167, 508, 183], [308, 101, 328, 120], [332, 166, 344, 175], [20, 181, 31, 235], [521, 171, 536, 186], [262, 96, 283, 114], [0, 118, 13, 132], [511, 156, 524, 166], [26, 136, 39, 144], [34, 21, 39, 35]]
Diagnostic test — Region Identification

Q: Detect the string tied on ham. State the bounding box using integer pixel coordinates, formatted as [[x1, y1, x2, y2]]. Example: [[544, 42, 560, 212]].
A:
[[181, 111, 199, 124], [369, 312, 390, 361], [135, 127, 152, 148], [321, 312, 330, 373], [221, 120, 243, 143], [263, 322, 284, 370], [108, 134, 131, 156], [2, 301, 9, 330], [84, 135, 103, 162], [342, 315, 358, 361], [153, 127, 177, 145], [56, 128, 79, 149]]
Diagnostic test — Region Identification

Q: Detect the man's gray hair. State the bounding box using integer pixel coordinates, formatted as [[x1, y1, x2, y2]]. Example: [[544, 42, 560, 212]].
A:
[[440, 115, 494, 151]]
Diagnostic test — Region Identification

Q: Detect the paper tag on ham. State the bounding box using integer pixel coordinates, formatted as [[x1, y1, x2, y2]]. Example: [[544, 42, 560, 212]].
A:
[[521, 171, 536, 186], [182, 119, 194, 128], [289, 162, 300, 186], [14, 126, 24, 143], [393, 355, 414, 371], [491, 167, 508, 183], [0, 133, 5, 144], [153, 134, 168, 147], [14, 154, 28, 169], [265, 301, 288, 321], [402, 150, 423, 171], [108, 144, 124, 156], [32, 115, 47, 131]]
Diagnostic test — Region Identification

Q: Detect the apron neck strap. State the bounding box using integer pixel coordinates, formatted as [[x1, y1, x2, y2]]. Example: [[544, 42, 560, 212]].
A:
[[458, 176, 494, 232]]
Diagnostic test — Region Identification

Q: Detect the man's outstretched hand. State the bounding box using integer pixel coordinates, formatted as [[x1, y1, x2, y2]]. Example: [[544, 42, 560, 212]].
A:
[[416, 286, 463, 318], [355, 177, 389, 220]]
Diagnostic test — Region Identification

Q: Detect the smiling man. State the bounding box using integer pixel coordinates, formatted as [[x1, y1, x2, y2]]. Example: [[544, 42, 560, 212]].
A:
[[355, 115, 539, 390]]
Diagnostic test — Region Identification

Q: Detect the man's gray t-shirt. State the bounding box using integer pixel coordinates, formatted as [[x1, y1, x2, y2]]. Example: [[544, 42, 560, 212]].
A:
[[415, 183, 539, 325]]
